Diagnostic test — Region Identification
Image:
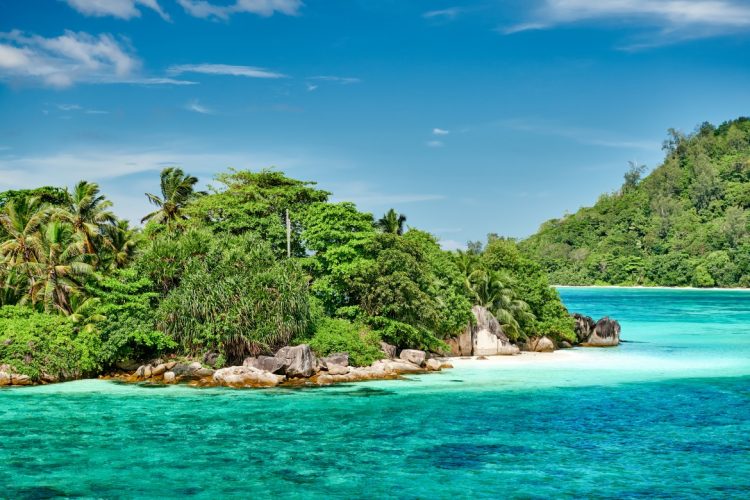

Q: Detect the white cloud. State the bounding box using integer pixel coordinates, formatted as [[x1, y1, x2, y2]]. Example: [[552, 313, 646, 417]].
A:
[[64, 0, 171, 21], [308, 75, 362, 85], [55, 103, 109, 114], [423, 8, 462, 20], [185, 99, 213, 114], [167, 63, 286, 79], [177, 0, 302, 20], [57, 103, 82, 111], [505, 0, 750, 44], [305, 82, 318, 91], [426, 140, 444, 148], [0, 30, 194, 87], [329, 181, 444, 207], [432, 128, 450, 136], [439, 239, 467, 251]]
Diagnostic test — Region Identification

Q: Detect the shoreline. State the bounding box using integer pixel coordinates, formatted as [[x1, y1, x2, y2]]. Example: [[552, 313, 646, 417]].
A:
[[554, 284, 750, 292]]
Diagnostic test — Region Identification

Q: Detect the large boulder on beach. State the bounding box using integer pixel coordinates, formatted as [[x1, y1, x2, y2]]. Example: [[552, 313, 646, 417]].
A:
[[524, 336, 555, 352], [244, 355, 286, 374], [275, 344, 317, 378], [470, 306, 520, 356], [447, 328, 473, 356], [399, 349, 427, 366], [572, 313, 596, 344], [322, 353, 349, 368], [585, 317, 621, 346], [213, 366, 285, 388]]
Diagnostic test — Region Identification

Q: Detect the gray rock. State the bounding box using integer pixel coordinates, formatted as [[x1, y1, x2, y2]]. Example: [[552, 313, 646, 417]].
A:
[[213, 366, 286, 388], [399, 349, 427, 366], [327, 364, 350, 375], [470, 306, 520, 356], [525, 336, 555, 352], [380, 341, 397, 359], [275, 344, 317, 378], [322, 353, 349, 367], [203, 351, 221, 367], [188, 361, 203, 371], [425, 358, 442, 371], [151, 364, 167, 377], [165, 361, 177, 370], [586, 317, 621, 346], [134, 365, 146, 378], [560, 341, 573, 349], [163, 371, 176, 384], [143, 365, 153, 379], [244, 355, 286, 374], [195, 368, 215, 377], [116, 360, 141, 372], [572, 313, 596, 344]]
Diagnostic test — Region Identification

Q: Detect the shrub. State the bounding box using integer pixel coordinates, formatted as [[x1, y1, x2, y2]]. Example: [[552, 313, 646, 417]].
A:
[[308, 317, 382, 367]]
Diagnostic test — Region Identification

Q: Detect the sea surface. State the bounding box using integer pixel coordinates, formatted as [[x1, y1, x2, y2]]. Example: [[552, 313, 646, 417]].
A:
[[1, 288, 750, 499]]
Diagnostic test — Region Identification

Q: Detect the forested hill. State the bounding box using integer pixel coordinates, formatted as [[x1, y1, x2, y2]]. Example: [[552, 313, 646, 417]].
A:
[[520, 117, 750, 288]]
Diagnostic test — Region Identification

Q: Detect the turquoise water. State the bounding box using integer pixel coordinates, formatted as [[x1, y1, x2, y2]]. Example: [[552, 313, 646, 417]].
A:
[[2, 288, 750, 499]]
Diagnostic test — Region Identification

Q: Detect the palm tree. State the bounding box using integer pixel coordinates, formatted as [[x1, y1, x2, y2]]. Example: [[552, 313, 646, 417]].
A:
[[0, 195, 47, 267], [103, 220, 138, 270], [466, 268, 535, 341], [25, 222, 93, 314], [141, 167, 202, 229], [376, 208, 407, 235], [55, 181, 116, 255]]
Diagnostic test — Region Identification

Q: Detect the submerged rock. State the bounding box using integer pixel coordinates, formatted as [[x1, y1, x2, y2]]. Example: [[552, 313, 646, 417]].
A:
[[399, 349, 426, 366], [275, 344, 317, 378]]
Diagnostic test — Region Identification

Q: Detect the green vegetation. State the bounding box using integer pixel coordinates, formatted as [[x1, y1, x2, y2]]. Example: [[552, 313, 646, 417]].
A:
[[522, 118, 750, 288], [0, 167, 574, 381]]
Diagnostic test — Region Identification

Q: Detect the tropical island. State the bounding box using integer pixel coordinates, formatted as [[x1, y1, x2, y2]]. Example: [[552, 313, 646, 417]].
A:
[[0, 161, 623, 387]]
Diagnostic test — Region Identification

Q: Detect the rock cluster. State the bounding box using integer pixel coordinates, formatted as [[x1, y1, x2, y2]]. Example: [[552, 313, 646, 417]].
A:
[[122, 344, 454, 389], [0, 364, 33, 387], [573, 314, 621, 346]]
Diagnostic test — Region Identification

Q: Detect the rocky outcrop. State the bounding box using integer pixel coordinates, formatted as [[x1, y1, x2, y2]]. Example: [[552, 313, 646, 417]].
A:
[[213, 366, 286, 388], [244, 355, 285, 374], [572, 313, 621, 347], [399, 349, 427, 366], [322, 353, 349, 367], [380, 341, 397, 359], [447, 328, 473, 357], [275, 344, 316, 378], [0, 370, 10, 386], [585, 317, 621, 347], [523, 336, 555, 352], [448, 306, 520, 356], [572, 313, 596, 344]]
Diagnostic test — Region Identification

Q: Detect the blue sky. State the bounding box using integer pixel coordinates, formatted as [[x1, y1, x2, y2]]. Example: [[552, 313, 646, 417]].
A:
[[1, 1, 749, 248]]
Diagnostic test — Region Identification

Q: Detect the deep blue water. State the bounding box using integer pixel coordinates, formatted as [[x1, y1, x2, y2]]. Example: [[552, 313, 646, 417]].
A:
[[1, 288, 749, 499]]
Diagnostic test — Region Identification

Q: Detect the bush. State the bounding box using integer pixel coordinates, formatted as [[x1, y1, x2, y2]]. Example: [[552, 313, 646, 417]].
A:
[[308, 317, 382, 367], [0, 306, 101, 380]]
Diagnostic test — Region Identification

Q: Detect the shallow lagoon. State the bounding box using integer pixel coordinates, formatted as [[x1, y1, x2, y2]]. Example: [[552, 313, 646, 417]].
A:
[[2, 288, 749, 498]]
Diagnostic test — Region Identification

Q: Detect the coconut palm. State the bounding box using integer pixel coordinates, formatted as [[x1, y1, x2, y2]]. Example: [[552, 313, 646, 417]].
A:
[[55, 181, 116, 255], [103, 220, 138, 270], [376, 208, 407, 235], [466, 268, 535, 340], [25, 222, 93, 314], [141, 167, 202, 229], [0, 195, 47, 266]]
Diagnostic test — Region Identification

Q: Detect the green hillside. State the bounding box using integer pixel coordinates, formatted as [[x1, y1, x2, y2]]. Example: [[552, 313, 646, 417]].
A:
[[521, 117, 750, 287]]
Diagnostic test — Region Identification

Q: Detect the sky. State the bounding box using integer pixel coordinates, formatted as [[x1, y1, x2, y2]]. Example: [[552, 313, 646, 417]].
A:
[[1, 1, 750, 249]]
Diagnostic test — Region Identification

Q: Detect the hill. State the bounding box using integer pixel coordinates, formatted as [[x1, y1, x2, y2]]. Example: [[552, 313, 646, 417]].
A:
[[520, 117, 750, 287]]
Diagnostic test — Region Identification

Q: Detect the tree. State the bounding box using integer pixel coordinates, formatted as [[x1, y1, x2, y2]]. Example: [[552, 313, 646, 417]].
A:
[[623, 161, 647, 192], [376, 209, 407, 235], [466, 268, 534, 340], [0, 195, 47, 267], [56, 181, 116, 255], [142, 167, 203, 229]]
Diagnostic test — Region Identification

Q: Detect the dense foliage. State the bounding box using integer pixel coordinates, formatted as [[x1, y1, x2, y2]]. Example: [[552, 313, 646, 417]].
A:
[[0, 165, 575, 380], [522, 118, 750, 287]]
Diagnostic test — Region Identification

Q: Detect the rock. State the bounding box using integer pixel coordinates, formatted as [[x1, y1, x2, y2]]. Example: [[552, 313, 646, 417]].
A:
[[143, 365, 153, 379], [195, 368, 215, 377], [380, 341, 397, 359], [585, 317, 621, 347], [213, 366, 285, 388], [425, 358, 442, 371], [375, 359, 426, 374], [244, 356, 286, 374], [463, 306, 520, 356], [165, 361, 177, 370], [275, 344, 317, 378], [188, 361, 203, 371], [560, 341, 573, 349], [163, 371, 176, 384], [151, 364, 167, 377], [439, 360, 454, 369], [115, 360, 141, 372], [203, 351, 221, 368], [477, 356, 488, 360], [446, 328, 473, 356], [0, 371, 10, 386], [399, 349, 427, 366], [40, 372, 59, 383], [322, 353, 349, 367], [11, 374, 32, 386], [327, 364, 350, 375], [525, 336, 555, 352], [172, 362, 203, 380], [134, 365, 146, 379], [572, 313, 596, 344]]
